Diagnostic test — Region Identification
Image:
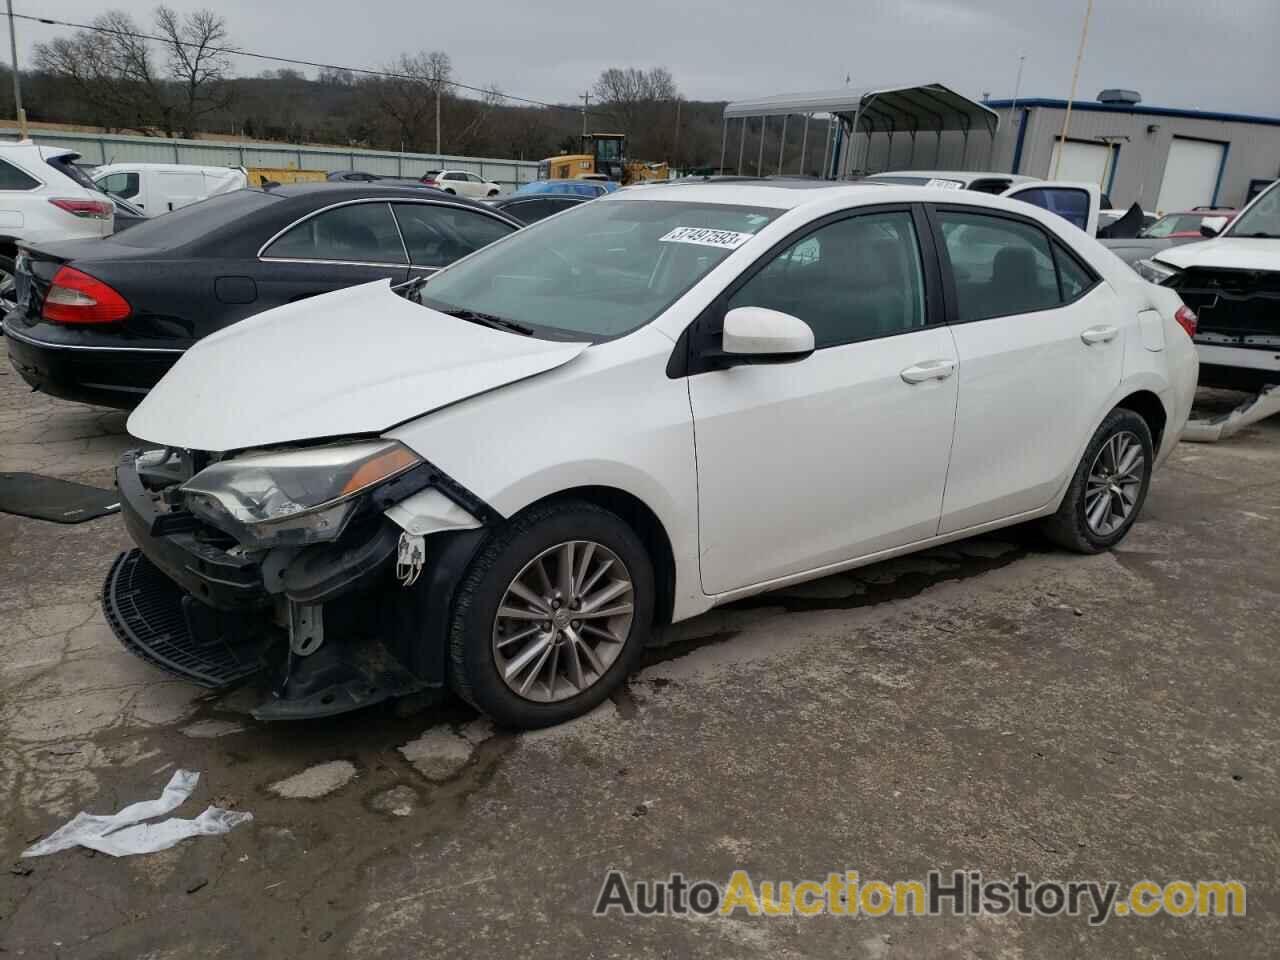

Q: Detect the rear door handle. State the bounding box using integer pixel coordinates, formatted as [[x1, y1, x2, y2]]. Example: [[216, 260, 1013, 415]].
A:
[[900, 359, 957, 384], [1080, 325, 1119, 345]]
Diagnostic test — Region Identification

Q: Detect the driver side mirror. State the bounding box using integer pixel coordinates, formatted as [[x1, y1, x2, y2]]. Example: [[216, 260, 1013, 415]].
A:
[[1200, 216, 1228, 238], [718, 307, 815, 365]]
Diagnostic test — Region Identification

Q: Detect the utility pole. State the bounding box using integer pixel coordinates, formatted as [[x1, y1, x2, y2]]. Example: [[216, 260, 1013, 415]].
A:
[[672, 96, 681, 170], [580, 91, 590, 139], [435, 85, 442, 157], [1054, 0, 1093, 180], [5, 0, 27, 140]]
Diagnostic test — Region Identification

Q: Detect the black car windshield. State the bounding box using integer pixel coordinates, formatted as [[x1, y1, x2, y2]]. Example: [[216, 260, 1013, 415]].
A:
[[111, 189, 281, 247], [418, 198, 781, 340], [1227, 181, 1280, 238]]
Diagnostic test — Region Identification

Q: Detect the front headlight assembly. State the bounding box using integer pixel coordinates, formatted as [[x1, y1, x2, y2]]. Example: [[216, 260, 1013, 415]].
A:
[[1133, 258, 1182, 286], [181, 440, 422, 547]]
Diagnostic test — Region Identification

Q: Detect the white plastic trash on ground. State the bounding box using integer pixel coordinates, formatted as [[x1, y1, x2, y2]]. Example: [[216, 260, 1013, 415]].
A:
[[22, 769, 252, 858]]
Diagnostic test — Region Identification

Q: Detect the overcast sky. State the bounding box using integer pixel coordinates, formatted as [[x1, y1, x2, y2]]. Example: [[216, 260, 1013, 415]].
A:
[[18, 0, 1280, 115]]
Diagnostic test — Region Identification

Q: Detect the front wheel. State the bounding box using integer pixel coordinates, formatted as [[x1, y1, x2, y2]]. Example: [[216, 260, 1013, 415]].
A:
[[448, 500, 654, 728], [1042, 408, 1154, 553], [444, 188, 456, 195]]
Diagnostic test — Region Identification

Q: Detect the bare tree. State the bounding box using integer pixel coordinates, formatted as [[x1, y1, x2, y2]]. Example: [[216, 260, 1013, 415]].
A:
[[34, 11, 166, 135], [374, 50, 451, 152], [155, 6, 235, 138], [591, 67, 677, 136], [35, 7, 234, 138]]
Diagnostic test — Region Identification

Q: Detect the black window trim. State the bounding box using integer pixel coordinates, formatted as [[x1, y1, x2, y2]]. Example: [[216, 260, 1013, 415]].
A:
[[925, 202, 1102, 327], [672, 202, 946, 378], [0, 156, 44, 192], [257, 196, 519, 265], [389, 198, 516, 269]]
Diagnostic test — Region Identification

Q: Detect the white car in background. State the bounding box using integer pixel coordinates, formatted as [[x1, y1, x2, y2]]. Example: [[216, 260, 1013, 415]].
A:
[[93, 163, 247, 215], [110, 182, 1197, 729], [428, 169, 502, 198], [1134, 178, 1280, 392], [0, 141, 114, 312]]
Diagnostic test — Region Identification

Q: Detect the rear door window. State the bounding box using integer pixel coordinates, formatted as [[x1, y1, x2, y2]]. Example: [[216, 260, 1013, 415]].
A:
[[264, 201, 408, 263], [937, 210, 1063, 321], [0, 158, 40, 190], [391, 202, 515, 266]]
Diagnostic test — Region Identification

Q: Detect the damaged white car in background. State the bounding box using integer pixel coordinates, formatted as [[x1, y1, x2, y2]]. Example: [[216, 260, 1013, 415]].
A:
[[1135, 178, 1280, 441], [104, 182, 1197, 729]]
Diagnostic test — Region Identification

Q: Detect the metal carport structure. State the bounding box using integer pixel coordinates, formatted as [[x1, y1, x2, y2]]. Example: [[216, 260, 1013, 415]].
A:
[[721, 83, 1001, 179]]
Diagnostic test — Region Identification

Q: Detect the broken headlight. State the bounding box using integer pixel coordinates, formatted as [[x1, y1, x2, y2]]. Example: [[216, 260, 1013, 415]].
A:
[[1134, 258, 1181, 286], [181, 440, 421, 547]]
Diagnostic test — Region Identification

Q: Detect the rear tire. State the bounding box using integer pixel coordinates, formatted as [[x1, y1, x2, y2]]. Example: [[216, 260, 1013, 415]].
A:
[[487, 189, 499, 197], [1042, 408, 1154, 553], [447, 500, 654, 729], [445, 188, 456, 195], [0, 254, 17, 316]]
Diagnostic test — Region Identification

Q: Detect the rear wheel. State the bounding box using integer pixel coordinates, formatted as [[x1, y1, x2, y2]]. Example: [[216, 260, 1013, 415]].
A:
[[487, 189, 499, 197], [0, 255, 17, 315], [444, 188, 456, 195], [1042, 408, 1154, 553], [448, 500, 654, 728]]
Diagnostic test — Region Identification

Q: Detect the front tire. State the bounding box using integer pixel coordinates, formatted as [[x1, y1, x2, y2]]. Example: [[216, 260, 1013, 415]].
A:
[[447, 500, 654, 729], [1042, 408, 1154, 553]]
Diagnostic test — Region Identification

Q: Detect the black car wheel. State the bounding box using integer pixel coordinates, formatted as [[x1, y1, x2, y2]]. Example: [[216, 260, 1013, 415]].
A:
[[1042, 408, 1154, 553], [447, 500, 654, 729], [0, 255, 17, 315]]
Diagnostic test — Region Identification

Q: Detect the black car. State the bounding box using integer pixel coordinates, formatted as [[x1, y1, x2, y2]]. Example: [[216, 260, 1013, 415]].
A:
[[5, 183, 521, 408], [488, 193, 592, 224]]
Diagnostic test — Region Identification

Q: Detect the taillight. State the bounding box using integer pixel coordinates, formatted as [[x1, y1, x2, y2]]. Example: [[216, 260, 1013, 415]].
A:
[[42, 266, 131, 325], [1174, 304, 1197, 338], [49, 197, 114, 220]]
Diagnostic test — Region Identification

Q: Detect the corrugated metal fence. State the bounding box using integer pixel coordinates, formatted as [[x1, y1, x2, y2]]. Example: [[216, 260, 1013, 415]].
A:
[[1, 128, 541, 188]]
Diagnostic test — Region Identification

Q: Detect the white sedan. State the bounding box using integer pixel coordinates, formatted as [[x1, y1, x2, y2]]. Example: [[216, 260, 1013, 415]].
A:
[[113, 182, 1198, 729]]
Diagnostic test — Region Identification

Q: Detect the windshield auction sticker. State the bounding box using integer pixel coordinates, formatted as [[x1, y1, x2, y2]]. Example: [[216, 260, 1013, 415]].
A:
[[658, 227, 755, 249]]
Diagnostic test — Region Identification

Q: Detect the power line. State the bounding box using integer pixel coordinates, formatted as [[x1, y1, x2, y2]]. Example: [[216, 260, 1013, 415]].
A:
[[13, 9, 615, 120]]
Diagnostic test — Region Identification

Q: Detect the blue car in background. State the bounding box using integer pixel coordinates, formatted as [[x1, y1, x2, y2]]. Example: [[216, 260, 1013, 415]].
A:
[[514, 180, 617, 198]]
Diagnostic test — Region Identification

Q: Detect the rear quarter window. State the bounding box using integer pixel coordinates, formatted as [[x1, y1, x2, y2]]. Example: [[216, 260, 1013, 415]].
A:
[[0, 158, 41, 190]]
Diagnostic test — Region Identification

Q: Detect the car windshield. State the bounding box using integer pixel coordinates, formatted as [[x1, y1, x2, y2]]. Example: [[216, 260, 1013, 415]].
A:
[[1227, 182, 1280, 238], [418, 198, 781, 340]]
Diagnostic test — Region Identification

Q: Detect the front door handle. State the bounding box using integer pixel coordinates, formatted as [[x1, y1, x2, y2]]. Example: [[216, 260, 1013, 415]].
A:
[[1080, 325, 1119, 345], [900, 358, 957, 384]]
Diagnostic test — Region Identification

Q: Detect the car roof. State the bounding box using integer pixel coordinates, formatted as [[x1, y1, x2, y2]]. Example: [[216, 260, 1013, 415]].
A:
[[93, 162, 241, 174], [614, 179, 917, 210], [871, 170, 1041, 185]]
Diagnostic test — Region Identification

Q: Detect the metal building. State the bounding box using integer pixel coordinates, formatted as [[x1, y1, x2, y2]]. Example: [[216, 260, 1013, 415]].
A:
[[983, 95, 1280, 212]]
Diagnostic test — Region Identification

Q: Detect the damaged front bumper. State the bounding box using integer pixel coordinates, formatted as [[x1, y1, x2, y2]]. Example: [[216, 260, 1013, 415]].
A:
[[1173, 267, 1280, 391], [102, 449, 491, 719]]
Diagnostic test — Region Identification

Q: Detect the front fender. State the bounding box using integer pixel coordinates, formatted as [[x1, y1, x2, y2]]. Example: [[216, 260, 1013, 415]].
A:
[[386, 329, 707, 620]]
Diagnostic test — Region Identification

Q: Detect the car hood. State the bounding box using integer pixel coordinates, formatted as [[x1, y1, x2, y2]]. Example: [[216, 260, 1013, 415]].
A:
[[128, 280, 589, 452], [1154, 237, 1280, 272]]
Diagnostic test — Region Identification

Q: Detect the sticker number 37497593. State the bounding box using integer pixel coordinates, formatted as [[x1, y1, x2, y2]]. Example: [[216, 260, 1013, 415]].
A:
[[657, 226, 755, 249]]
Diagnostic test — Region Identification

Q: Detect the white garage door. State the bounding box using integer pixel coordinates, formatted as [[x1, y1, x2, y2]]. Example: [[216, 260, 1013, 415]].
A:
[[1157, 138, 1225, 213], [1050, 139, 1111, 187]]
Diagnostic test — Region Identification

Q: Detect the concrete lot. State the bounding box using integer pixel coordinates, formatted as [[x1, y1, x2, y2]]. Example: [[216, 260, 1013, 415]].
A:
[[0, 362, 1277, 959]]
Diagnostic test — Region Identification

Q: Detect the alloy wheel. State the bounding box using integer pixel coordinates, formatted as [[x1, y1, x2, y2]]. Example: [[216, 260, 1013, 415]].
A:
[[491, 540, 635, 703], [1084, 430, 1145, 536], [0, 267, 16, 315]]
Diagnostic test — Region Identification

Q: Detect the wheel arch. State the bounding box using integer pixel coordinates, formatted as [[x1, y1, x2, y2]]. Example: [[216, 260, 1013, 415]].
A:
[[525, 484, 678, 627], [1114, 388, 1168, 452]]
